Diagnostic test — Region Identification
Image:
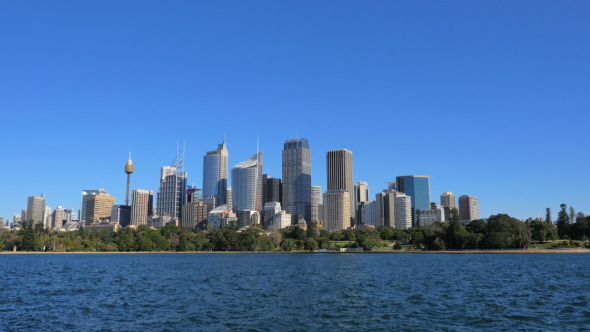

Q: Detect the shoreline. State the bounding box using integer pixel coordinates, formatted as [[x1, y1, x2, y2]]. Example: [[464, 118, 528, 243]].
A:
[[1, 248, 589, 255]]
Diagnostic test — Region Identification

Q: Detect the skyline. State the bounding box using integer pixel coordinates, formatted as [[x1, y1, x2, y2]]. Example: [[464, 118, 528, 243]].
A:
[[1, 1, 589, 221]]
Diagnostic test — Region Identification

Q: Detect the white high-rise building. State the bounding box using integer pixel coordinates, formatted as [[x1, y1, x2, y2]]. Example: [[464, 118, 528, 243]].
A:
[[231, 152, 263, 213], [394, 194, 412, 229], [156, 166, 187, 220], [263, 202, 291, 230], [203, 140, 228, 206], [311, 185, 322, 222]]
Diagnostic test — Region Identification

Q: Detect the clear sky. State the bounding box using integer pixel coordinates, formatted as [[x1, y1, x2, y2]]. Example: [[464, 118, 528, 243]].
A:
[[1, 1, 588, 222]]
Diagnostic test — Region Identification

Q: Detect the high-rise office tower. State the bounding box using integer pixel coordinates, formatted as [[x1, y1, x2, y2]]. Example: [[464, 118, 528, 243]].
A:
[[440, 192, 456, 207], [282, 138, 312, 224], [363, 200, 377, 226], [157, 146, 188, 221], [26, 194, 46, 225], [182, 201, 212, 229], [44, 205, 52, 228], [84, 191, 115, 223], [323, 190, 351, 231], [231, 152, 263, 212], [53, 206, 64, 229], [311, 185, 322, 222], [327, 149, 354, 224], [394, 194, 412, 229], [375, 189, 410, 228], [111, 205, 131, 227], [226, 187, 233, 212], [263, 174, 282, 205], [80, 190, 103, 222], [354, 181, 369, 224], [203, 140, 228, 206], [459, 195, 479, 221], [131, 189, 153, 226], [396, 175, 431, 227]]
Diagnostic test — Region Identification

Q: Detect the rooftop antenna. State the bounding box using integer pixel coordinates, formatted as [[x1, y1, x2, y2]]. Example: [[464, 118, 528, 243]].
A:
[[295, 129, 298, 139], [171, 138, 185, 174]]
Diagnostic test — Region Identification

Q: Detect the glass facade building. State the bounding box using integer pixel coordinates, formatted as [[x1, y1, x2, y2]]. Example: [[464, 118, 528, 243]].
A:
[[282, 138, 311, 224], [202, 140, 228, 206], [231, 152, 263, 212], [396, 175, 431, 227]]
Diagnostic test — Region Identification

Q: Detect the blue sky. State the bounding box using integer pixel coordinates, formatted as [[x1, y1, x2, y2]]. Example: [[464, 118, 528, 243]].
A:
[[1, 1, 588, 222]]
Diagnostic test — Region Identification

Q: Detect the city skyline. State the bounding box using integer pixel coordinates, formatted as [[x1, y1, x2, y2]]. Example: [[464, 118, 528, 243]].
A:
[[1, 1, 589, 222]]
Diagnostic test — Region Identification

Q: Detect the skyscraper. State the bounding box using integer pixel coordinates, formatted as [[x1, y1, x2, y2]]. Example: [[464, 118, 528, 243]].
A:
[[282, 138, 312, 224], [323, 190, 351, 231], [231, 152, 263, 212], [157, 146, 188, 221], [459, 195, 479, 221], [262, 174, 282, 205], [354, 181, 369, 224], [156, 166, 187, 220], [131, 189, 153, 226], [326, 149, 354, 224], [80, 190, 103, 222], [84, 191, 115, 223], [53, 206, 64, 229], [26, 194, 45, 225], [440, 192, 456, 207], [203, 140, 228, 206], [311, 185, 322, 222], [396, 175, 431, 227]]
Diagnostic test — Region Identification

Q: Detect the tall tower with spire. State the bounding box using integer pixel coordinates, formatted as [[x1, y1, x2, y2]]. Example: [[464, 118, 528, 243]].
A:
[[156, 142, 187, 220], [125, 153, 134, 206]]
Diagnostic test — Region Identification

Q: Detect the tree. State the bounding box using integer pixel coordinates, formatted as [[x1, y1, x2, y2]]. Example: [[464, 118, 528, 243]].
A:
[[570, 207, 576, 226], [466, 219, 487, 235], [304, 238, 318, 251], [556, 204, 571, 239], [545, 208, 552, 224], [482, 214, 531, 249], [20, 220, 40, 251], [530, 219, 549, 243], [291, 226, 307, 241], [576, 212, 586, 223], [306, 221, 318, 240], [280, 239, 296, 251]]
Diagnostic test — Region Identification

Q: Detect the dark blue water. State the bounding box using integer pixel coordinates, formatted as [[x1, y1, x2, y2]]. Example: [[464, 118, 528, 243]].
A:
[[1, 253, 589, 331]]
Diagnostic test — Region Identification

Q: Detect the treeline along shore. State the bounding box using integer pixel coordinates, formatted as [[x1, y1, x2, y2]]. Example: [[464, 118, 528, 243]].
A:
[[2, 212, 590, 253]]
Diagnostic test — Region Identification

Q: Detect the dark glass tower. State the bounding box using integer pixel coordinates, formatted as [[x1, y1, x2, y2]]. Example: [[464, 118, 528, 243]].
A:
[[396, 175, 431, 227], [282, 138, 312, 224]]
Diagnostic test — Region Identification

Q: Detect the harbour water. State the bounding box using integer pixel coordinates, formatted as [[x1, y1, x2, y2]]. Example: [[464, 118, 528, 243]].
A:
[[1, 253, 589, 330]]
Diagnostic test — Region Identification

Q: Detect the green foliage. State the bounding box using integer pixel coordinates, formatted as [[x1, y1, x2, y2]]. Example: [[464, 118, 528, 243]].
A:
[[556, 204, 571, 239], [317, 237, 331, 249], [306, 221, 318, 240], [290, 226, 307, 241], [530, 219, 556, 243], [329, 231, 344, 241], [304, 238, 318, 251], [545, 208, 552, 224], [280, 238, 296, 251], [20, 221, 40, 251], [482, 214, 531, 249]]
